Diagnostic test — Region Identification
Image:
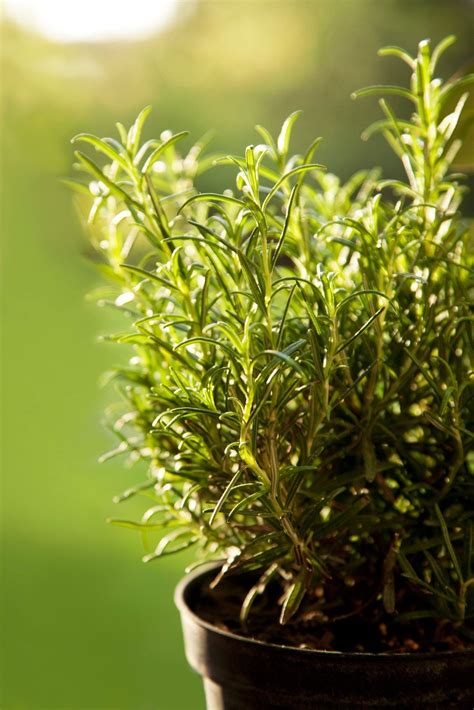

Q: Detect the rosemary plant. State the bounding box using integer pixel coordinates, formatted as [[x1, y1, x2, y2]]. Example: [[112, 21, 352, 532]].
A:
[[71, 38, 473, 645]]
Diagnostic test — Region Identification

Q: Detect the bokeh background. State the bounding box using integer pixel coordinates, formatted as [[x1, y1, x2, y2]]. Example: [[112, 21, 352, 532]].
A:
[[1, 1, 473, 708]]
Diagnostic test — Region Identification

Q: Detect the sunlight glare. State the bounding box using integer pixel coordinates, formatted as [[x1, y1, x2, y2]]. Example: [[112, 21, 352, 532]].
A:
[[4, 0, 178, 42]]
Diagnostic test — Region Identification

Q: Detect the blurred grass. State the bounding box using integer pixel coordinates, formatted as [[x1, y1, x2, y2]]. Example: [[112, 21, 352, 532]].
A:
[[1, 118, 203, 708], [1, 2, 473, 708]]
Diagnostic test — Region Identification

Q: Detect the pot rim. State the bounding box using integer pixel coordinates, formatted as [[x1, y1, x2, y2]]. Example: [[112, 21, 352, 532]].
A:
[[175, 564, 474, 661]]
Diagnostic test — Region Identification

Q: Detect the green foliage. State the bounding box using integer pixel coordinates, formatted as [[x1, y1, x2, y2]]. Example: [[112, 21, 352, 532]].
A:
[[72, 39, 473, 631]]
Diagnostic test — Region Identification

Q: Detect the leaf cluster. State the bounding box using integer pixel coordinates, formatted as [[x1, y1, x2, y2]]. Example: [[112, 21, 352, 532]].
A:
[[71, 38, 473, 631]]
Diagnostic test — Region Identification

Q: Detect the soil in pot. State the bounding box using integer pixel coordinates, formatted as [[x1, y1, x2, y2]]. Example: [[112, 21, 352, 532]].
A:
[[195, 569, 473, 654]]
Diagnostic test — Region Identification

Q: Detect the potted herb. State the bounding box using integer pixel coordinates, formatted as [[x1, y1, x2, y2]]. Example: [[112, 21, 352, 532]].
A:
[[71, 37, 473, 708]]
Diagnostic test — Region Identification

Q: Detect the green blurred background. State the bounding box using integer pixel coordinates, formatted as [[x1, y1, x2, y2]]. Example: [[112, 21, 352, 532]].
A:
[[1, 1, 473, 708]]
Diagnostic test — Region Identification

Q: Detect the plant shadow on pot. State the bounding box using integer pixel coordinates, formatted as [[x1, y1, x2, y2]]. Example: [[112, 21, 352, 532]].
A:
[[175, 568, 474, 710]]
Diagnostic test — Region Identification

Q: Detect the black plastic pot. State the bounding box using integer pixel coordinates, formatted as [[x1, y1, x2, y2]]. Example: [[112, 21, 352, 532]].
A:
[[175, 567, 474, 710]]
